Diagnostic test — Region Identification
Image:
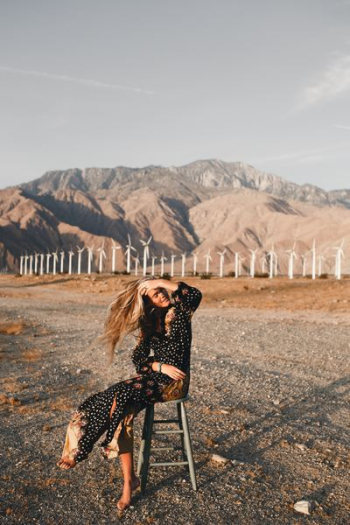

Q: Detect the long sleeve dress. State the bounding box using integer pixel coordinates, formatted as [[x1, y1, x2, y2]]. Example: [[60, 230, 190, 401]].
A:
[[60, 281, 202, 463]]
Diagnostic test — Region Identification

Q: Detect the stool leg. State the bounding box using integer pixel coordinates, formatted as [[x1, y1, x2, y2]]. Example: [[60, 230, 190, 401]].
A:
[[176, 403, 187, 462], [138, 404, 154, 494], [180, 402, 197, 491]]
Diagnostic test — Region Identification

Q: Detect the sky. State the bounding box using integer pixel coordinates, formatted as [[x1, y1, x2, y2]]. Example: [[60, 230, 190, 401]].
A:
[[0, 0, 350, 191]]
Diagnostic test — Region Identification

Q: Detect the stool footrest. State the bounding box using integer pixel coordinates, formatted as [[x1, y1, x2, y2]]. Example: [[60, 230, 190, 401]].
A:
[[153, 419, 179, 424], [149, 461, 189, 467], [152, 446, 182, 452], [153, 429, 183, 435]]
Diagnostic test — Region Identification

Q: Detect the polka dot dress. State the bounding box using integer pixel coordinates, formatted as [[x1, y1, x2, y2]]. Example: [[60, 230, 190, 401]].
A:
[[67, 282, 202, 463]]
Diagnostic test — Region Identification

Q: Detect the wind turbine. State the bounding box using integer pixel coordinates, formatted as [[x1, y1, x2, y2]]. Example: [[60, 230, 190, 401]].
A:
[[192, 252, 198, 275], [151, 253, 157, 276], [29, 255, 33, 275], [133, 252, 140, 276], [318, 254, 325, 277], [217, 249, 226, 278], [234, 252, 240, 278], [23, 254, 29, 275], [204, 249, 213, 275], [111, 240, 121, 274], [140, 235, 152, 276], [39, 253, 44, 276], [301, 252, 308, 277], [68, 249, 74, 275], [125, 234, 137, 274], [333, 239, 345, 280], [33, 253, 38, 274], [311, 239, 316, 280], [97, 241, 107, 274], [267, 245, 276, 279], [46, 251, 52, 274], [170, 252, 176, 277], [260, 254, 267, 274], [286, 243, 297, 279], [60, 250, 65, 273], [249, 248, 258, 278], [77, 245, 84, 275], [87, 246, 94, 274], [181, 252, 186, 277], [19, 255, 24, 275], [52, 250, 58, 275], [160, 251, 167, 276]]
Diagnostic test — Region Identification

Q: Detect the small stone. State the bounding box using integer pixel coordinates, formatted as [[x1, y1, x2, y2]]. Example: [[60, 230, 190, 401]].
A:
[[211, 453, 230, 464], [295, 443, 307, 452], [76, 369, 82, 374], [294, 500, 313, 515]]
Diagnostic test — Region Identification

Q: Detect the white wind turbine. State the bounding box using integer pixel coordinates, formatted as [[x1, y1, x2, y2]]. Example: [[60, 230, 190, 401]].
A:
[[260, 255, 267, 274], [170, 252, 176, 277], [125, 234, 137, 274], [46, 251, 52, 274], [204, 249, 213, 275], [181, 252, 186, 277], [87, 246, 94, 274], [310, 239, 317, 280], [133, 252, 140, 276], [60, 250, 65, 273], [52, 250, 58, 275], [39, 253, 44, 276], [140, 235, 152, 276], [97, 241, 107, 274], [160, 251, 167, 276], [77, 245, 84, 275], [301, 252, 308, 277], [68, 249, 74, 275], [23, 254, 29, 275], [19, 255, 24, 275], [34, 253, 39, 274], [318, 254, 325, 277], [151, 253, 157, 276], [29, 254, 33, 275], [191, 251, 198, 275], [111, 240, 121, 274], [249, 248, 258, 278], [333, 240, 345, 280], [234, 251, 240, 278], [217, 249, 226, 278], [267, 245, 276, 279], [286, 243, 297, 280]]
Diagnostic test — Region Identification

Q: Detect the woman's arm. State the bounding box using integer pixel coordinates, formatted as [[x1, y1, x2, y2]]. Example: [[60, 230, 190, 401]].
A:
[[131, 337, 154, 375], [151, 361, 186, 380], [171, 281, 202, 313]]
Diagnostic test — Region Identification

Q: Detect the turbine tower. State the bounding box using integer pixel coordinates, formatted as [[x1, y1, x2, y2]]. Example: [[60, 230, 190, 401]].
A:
[[97, 241, 107, 274], [170, 252, 176, 277], [87, 246, 94, 275], [125, 234, 137, 274], [333, 240, 345, 280], [191, 252, 198, 275], [217, 249, 226, 278], [204, 250, 212, 275], [60, 250, 65, 273], [286, 243, 297, 279], [111, 240, 122, 274], [52, 250, 58, 275], [181, 252, 186, 277], [140, 235, 152, 276], [151, 253, 157, 276], [77, 245, 84, 275], [234, 252, 240, 278], [160, 251, 167, 277], [249, 248, 258, 278], [68, 249, 74, 275]]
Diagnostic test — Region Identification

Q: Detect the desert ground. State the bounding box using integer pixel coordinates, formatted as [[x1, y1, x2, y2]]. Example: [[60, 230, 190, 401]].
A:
[[1, 274, 349, 524]]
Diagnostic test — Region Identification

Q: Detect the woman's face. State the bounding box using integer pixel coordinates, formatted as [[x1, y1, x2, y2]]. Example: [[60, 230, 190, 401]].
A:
[[147, 287, 171, 308]]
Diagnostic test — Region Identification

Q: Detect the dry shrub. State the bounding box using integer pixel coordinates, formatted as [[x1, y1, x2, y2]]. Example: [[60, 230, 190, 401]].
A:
[[22, 348, 42, 361], [0, 321, 26, 335]]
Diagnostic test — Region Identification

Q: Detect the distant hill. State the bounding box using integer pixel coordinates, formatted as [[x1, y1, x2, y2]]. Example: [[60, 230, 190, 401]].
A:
[[0, 159, 349, 274]]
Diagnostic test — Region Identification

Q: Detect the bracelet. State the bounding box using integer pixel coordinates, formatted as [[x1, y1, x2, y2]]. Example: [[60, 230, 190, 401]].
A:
[[157, 362, 162, 373]]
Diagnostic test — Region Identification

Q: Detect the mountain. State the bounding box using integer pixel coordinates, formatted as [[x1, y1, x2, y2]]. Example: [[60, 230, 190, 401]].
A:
[[0, 159, 349, 274]]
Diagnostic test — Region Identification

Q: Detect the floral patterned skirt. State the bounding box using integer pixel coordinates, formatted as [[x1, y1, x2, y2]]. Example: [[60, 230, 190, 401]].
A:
[[60, 372, 190, 463]]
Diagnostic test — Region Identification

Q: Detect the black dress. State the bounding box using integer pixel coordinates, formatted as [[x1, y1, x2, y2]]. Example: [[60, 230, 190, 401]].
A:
[[61, 281, 202, 463]]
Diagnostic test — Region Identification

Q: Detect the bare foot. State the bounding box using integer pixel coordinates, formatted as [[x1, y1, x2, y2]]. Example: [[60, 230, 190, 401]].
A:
[[116, 476, 140, 512], [57, 456, 76, 469]]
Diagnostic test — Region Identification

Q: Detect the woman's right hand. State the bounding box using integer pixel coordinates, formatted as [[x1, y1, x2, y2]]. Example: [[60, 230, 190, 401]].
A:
[[161, 364, 186, 381]]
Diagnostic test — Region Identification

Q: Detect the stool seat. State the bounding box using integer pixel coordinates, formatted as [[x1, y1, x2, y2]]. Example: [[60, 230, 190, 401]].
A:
[[137, 395, 197, 493]]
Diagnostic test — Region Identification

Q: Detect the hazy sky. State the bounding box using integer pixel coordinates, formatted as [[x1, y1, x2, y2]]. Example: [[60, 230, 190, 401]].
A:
[[1, 0, 350, 191]]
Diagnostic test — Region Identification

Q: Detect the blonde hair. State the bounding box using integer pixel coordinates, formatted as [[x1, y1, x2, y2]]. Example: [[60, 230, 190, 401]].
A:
[[101, 276, 157, 363]]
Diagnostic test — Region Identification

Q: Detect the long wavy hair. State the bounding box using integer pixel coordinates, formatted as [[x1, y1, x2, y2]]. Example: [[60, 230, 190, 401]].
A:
[[101, 275, 160, 363]]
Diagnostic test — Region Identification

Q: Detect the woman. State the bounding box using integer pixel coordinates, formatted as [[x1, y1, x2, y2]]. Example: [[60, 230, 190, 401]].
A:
[[57, 277, 202, 512]]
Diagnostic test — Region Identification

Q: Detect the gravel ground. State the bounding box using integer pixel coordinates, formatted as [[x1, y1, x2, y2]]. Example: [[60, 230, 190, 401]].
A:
[[1, 281, 350, 524]]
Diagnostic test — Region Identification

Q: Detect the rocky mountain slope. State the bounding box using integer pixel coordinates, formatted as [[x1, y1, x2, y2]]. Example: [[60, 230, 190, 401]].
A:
[[0, 160, 349, 274]]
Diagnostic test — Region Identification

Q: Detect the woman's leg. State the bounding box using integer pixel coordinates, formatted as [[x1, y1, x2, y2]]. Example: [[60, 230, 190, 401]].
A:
[[117, 451, 140, 510]]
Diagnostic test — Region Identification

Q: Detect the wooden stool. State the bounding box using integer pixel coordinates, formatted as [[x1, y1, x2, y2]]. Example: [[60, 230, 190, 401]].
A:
[[137, 395, 197, 493]]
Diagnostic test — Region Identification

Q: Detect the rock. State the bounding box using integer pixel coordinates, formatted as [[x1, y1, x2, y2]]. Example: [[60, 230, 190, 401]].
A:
[[293, 500, 313, 515], [211, 453, 230, 464], [295, 443, 307, 452]]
